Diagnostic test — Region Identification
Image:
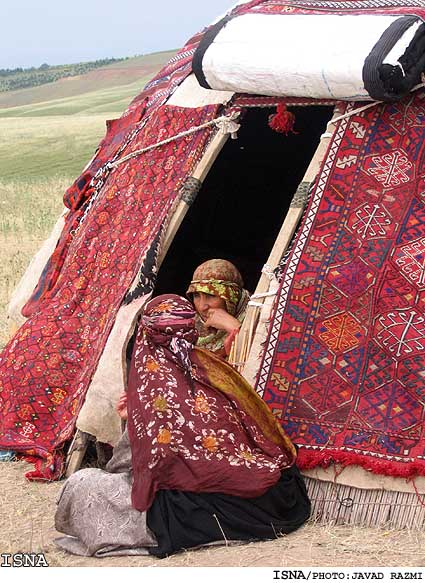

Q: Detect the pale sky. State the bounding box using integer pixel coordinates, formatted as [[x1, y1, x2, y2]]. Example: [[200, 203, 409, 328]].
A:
[[2, 0, 238, 69]]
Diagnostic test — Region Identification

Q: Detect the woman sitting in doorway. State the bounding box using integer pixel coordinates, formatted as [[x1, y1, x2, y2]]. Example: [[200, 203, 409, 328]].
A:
[[115, 257, 250, 458], [186, 258, 250, 357], [55, 294, 310, 558], [118, 258, 250, 415]]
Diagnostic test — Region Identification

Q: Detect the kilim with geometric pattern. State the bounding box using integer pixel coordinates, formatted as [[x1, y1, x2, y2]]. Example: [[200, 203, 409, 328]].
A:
[[257, 91, 425, 478], [0, 91, 218, 481], [3, 0, 425, 483]]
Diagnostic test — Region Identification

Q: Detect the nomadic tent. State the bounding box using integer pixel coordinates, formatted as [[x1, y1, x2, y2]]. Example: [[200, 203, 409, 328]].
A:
[[3, 0, 425, 528]]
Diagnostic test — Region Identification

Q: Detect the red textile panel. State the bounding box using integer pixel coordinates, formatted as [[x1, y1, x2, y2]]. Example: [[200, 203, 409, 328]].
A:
[[0, 103, 219, 481], [257, 92, 425, 478]]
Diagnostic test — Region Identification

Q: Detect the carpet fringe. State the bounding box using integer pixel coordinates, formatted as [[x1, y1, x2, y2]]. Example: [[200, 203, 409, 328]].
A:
[[305, 477, 425, 528]]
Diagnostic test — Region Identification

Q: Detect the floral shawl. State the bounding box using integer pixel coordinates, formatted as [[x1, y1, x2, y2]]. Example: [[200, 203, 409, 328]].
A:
[[126, 294, 296, 513]]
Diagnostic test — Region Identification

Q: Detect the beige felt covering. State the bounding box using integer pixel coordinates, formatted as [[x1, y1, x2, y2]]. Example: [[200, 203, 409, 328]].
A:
[[76, 294, 150, 446], [303, 464, 425, 495], [167, 73, 233, 108]]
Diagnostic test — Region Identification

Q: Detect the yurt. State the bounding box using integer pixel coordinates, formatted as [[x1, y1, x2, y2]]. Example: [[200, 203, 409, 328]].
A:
[[2, 0, 425, 527]]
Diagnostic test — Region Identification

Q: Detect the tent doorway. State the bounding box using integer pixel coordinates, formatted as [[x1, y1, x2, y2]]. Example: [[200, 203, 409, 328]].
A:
[[155, 105, 334, 296]]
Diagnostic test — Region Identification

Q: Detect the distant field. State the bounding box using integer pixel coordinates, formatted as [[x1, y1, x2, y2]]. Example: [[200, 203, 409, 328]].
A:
[[0, 51, 175, 110], [0, 51, 171, 345], [0, 116, 109, 180], [0, 80, 150, 118], [0, 57, 128, 93]]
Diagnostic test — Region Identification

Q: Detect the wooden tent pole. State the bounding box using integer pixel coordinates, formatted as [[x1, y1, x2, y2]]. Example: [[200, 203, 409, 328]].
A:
[[64, 430, 93, 477], [158, 130, 230, 265], [65, 129, 229, 477], [238, 105, 344, 380]]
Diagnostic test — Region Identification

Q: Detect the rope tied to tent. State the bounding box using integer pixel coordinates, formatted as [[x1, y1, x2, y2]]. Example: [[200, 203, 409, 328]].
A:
[[107, 112, 241, 170], [327, 81, 425, 127], [248, 290, 277, 308], [261, 263, 275, 280]]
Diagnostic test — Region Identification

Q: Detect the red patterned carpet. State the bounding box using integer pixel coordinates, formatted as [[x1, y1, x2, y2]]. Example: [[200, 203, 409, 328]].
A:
[[2, 0, 425, 483], [0, 39, 215, 480], [258, 93, 425, 478]]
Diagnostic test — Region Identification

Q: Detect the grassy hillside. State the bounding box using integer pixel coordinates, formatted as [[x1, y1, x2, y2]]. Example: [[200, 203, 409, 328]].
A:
[[0, 51, 175, 110], [0, 115, 110, 181], [0, 51, 172, 344], [0, 51, 173, 180], [0, 79, 150, 118], [0, 58, 128, 92]]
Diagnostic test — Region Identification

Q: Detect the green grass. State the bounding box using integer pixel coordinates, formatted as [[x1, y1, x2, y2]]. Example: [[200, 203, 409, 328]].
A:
[[0, 78, 154, 118], [0, 51, 171, 345], [0, 115, 109, 180], [0, 177, 68, 346], [0, 178, 66, 237], [0, 51, 175, 110], [0, 52, 172, 180]]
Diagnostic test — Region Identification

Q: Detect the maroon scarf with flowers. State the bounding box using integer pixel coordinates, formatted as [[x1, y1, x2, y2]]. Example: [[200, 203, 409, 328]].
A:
[[126, 294, 296, 512]]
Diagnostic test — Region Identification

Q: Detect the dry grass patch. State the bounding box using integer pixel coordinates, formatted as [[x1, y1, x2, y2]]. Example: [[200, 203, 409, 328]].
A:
[[1, 460, 425, 567], [0, 116, 107, 180], [0, 178, 65, 347]]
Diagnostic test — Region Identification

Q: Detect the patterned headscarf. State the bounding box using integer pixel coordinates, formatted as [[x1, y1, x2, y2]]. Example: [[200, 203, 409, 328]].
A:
[[186, 258, 244, 315], [186, 259, 250, 354], [126, 293, 296, 512], [141, 294, 198, 374]]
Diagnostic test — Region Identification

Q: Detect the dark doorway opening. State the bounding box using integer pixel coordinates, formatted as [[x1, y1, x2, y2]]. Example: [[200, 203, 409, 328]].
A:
[[154, 105, 333, 296]]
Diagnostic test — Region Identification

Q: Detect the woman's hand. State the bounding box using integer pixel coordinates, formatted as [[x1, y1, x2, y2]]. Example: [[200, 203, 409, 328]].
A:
[[116, 392, 128, 421], [204, 307, 240, 334]]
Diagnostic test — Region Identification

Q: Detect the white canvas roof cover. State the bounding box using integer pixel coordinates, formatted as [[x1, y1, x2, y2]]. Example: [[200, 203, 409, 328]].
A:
[[193, 12, 424, 100]]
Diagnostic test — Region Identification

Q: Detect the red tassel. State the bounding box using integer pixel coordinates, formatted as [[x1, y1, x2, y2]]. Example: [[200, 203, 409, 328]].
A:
[[268, 103, 297, 135]]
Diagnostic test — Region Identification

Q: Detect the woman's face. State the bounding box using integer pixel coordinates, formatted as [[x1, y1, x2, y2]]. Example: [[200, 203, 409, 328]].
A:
[[192, 292, 227, 321]]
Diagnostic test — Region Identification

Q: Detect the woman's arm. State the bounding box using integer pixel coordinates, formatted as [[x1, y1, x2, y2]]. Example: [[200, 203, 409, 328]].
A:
[[204, 308, 240, 356], [116, 392, 128, 421], [204, 307, 240, 334]]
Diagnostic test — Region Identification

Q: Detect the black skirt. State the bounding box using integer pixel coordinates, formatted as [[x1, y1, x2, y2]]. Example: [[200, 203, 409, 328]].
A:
[[146, 464, 311, 558]]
